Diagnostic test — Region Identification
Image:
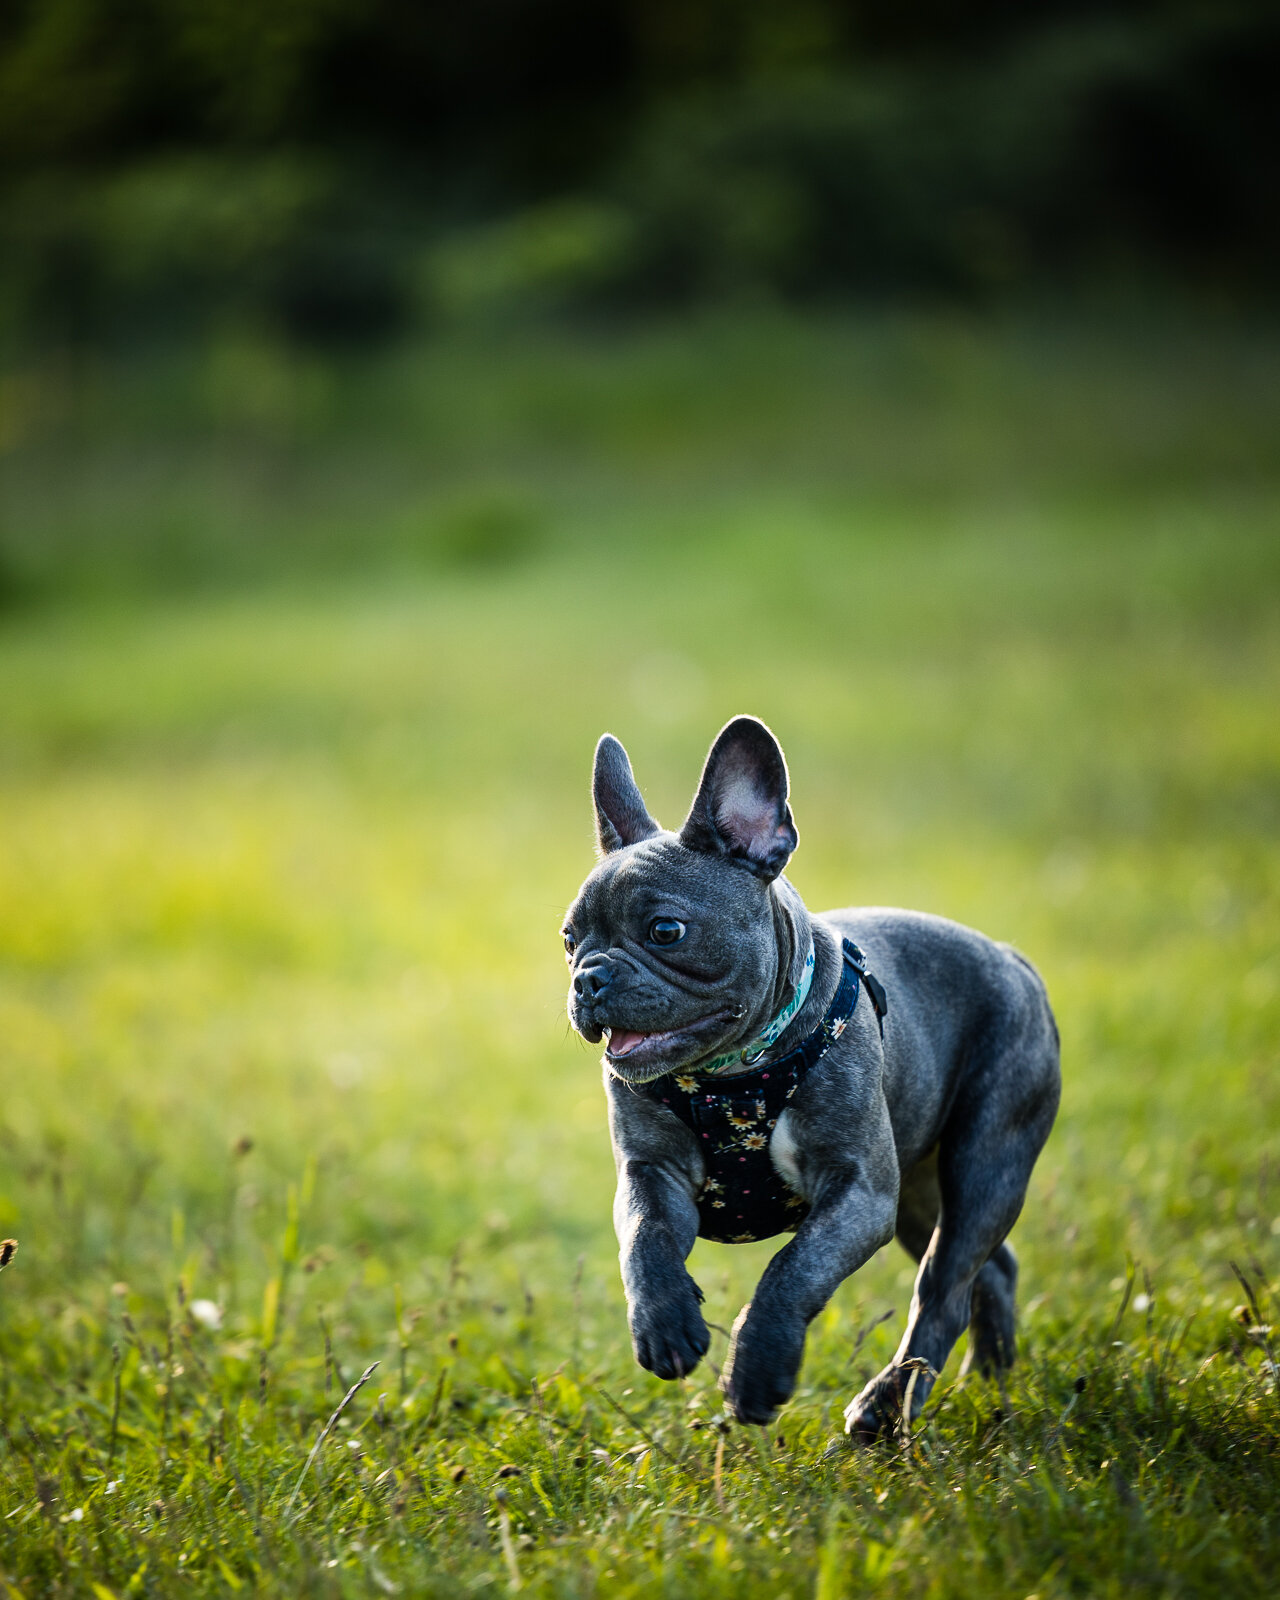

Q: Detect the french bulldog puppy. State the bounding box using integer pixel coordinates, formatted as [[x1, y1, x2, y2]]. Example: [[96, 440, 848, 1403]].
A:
[[563, 716, 1060, 1436]]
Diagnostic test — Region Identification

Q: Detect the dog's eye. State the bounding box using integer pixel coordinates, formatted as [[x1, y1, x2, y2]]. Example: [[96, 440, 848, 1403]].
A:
[[563, 930, 576, 956], [648, 918, 686, 946]]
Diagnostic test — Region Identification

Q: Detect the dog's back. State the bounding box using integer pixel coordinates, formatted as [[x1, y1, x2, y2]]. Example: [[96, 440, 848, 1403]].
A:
[[820, 906, 1060, 1173]]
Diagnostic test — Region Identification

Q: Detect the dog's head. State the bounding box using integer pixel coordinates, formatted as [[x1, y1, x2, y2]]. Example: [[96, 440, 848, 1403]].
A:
[[563, 716, 803, 1083]]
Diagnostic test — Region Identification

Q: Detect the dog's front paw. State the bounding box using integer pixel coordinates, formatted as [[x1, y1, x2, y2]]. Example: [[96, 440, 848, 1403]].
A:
[[629, 1283, 709, 1381], [719, 1305, 805, 1426]]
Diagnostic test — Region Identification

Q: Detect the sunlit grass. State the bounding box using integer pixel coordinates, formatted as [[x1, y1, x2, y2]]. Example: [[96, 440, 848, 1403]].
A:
[[0, 310, 1277, 1595]]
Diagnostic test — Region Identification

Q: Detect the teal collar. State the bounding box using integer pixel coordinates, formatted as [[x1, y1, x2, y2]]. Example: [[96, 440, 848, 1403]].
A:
[[696, 940, 817, 1076]]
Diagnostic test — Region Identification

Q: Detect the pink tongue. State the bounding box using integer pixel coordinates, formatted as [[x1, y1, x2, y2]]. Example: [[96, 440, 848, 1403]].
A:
[[609, 1029, 647, 1057]]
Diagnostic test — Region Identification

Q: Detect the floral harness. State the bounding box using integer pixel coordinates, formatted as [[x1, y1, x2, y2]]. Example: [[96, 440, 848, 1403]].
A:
[[641, 939, 888, 1244]]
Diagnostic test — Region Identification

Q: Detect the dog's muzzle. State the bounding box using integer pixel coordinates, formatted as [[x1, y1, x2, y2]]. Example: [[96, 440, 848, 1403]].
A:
[[568, 956, 614, 1042]]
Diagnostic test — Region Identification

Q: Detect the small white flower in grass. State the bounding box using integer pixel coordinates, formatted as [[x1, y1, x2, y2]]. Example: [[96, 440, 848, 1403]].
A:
[[190, 1299, 222, 1331], [105, 1481, 121, 1494], [67, 1507, 84, 1521]]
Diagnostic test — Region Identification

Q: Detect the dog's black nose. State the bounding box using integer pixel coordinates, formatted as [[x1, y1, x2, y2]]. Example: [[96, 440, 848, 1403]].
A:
[[573, 961, 612, 1000]]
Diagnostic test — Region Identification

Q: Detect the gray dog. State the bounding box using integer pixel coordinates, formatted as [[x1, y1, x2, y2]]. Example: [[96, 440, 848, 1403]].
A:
[[563, 716, 1060, 1436]]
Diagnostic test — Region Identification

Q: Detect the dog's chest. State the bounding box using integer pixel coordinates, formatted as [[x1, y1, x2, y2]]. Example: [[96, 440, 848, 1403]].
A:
[[630, 936, 880, 1243], [642, 1064, 810, 1243]]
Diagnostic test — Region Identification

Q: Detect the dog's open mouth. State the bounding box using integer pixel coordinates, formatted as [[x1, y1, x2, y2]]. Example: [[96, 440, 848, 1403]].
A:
[[604, 1028, 648, 1058], [601, 1012, 734, 1080]]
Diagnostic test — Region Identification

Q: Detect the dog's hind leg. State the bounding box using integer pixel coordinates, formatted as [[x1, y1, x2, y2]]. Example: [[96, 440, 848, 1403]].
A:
[[961, 1242, 1018, 1376], [893, 1146, 941, 1262], [845, 982, 1059, 1440], [892, 1150, 1019, 1379], [845, 1147, 1028, 1439]]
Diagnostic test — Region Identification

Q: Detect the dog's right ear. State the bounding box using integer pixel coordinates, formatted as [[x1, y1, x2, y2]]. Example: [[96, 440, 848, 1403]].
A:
[[593, 734, 660, 855]]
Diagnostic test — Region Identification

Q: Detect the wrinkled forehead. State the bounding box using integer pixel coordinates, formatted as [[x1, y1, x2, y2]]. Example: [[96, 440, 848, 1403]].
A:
[[567, 835, 760, 927]]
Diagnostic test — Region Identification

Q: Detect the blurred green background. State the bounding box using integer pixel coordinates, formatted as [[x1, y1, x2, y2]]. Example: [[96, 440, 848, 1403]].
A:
[[1, 0, 1277, 362], [1, 4, 1279, 1595]]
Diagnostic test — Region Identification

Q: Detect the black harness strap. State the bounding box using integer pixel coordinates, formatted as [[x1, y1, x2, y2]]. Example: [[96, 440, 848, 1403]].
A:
[[843, 941, 889, 1039], [641, 938, 889, 1243]]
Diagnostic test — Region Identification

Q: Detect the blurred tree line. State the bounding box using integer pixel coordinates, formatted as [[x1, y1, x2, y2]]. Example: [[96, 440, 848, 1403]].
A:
[[0, 0, 1276, 347]]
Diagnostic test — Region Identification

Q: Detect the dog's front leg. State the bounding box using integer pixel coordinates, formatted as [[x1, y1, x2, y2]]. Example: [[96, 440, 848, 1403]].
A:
[[614, 1157, 710, 1380], [720, 1166, 898, 1425]]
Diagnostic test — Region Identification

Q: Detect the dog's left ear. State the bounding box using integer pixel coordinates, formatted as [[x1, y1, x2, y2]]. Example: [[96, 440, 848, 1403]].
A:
[[680, 716, 798, 881]]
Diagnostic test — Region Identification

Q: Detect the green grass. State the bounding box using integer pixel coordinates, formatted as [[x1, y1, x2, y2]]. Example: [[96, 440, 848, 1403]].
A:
[[0, 306, 1278, 1596]]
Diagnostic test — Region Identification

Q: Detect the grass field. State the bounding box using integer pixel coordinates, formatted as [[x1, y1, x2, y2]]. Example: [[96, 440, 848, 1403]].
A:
[[1, 307, 1278, 1596]]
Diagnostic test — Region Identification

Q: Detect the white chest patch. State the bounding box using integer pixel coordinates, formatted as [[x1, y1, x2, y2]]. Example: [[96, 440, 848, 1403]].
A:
[[769, 1109, 807, 1198]]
